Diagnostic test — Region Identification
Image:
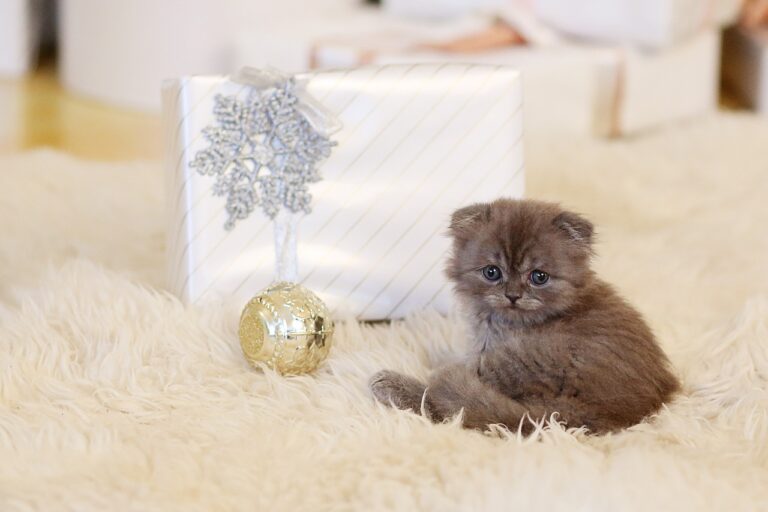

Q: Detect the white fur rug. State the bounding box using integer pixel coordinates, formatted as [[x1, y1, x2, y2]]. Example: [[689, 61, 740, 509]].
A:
[[1, 113, 767, 511]]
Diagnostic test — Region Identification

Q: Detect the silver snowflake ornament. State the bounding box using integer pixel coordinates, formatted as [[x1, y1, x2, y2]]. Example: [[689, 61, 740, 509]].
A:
[[191, 79, 335, 230]]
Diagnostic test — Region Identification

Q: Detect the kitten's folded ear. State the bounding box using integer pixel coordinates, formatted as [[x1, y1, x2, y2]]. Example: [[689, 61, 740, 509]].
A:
[[449, 203, 491, 238], [553, 211, 594, 248]]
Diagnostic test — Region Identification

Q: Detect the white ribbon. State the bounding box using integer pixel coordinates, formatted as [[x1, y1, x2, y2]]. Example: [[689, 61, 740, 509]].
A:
[[273, 209, 299, 283]]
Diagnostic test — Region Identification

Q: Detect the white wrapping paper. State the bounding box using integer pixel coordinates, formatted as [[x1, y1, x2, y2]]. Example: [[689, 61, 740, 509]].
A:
[[313, 30, 720, 137], [533, 0, 740, 48], [722, 26, 768, 115], [163, 64, 525, 319]]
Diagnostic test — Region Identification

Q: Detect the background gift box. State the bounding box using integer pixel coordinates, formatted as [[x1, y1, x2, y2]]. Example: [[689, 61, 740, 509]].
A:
[[233, 10, 492, 73], [533, 0, 741, 48], [163, 64, 525, 320], [305, 29, 720, 137]]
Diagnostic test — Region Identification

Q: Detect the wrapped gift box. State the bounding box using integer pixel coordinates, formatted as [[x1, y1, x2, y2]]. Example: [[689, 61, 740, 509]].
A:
[[311, 30, 720, 137], [163, 64, 525, 319], [233, 11, 493, 73], [722, 26, 768, 115], [533, 0, 740, 49]]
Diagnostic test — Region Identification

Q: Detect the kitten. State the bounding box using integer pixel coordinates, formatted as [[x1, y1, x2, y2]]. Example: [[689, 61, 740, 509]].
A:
[[370, 199, 679, 434]]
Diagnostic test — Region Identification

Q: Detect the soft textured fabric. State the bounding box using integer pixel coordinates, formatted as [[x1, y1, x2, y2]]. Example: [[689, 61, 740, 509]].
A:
[[1, 112, 767, 511]]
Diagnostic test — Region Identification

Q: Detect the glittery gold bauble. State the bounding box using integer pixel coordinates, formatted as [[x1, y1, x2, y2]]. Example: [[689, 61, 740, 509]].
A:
[[238, 281, 334, 375]]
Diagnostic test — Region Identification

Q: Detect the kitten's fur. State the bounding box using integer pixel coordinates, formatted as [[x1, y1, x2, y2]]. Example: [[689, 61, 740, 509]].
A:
[[370, 199, 679, 434]]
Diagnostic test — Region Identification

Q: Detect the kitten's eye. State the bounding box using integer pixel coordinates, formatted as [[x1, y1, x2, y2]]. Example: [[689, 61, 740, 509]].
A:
[[530, 270, 549, 286], [481, 265, 502, 282]]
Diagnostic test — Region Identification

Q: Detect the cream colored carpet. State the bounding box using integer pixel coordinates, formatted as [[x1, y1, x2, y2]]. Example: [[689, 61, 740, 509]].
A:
[[1, 112, 767, 511]]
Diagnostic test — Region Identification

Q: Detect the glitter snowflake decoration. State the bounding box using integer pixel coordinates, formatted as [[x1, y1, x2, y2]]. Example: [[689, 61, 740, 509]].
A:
[[191, 79, 335, 230]]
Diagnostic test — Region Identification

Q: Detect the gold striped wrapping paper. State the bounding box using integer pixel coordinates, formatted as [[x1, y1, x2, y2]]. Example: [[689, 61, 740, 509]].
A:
[[162, 64, 525, 320]]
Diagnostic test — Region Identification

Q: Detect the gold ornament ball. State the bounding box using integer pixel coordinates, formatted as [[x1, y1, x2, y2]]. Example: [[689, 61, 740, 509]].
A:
[[238, 281, 334, 375]]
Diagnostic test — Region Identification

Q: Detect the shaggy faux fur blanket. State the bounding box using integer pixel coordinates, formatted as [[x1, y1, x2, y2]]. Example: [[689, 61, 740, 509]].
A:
[[1, 113, 767, 511]]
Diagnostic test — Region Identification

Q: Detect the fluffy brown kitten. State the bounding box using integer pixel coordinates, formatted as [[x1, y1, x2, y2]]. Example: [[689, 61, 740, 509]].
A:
[[370, 199, 679, 434]]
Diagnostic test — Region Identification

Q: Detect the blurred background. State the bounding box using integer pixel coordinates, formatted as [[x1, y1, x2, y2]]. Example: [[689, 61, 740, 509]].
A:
[[1, 0, 767, 161]]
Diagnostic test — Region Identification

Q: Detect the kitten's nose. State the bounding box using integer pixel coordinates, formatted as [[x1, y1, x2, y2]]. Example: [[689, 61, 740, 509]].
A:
[[505, 293, 521, 305]]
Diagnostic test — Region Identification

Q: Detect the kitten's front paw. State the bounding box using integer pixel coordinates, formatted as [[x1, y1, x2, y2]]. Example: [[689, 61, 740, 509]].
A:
[[369, 370, 426, 412]]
